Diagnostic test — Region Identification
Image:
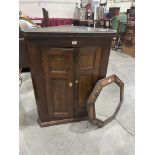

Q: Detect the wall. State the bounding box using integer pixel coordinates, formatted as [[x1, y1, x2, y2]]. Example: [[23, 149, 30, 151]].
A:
[[93, 0, 133, 13], [19, 0, 133, 18], [107, 0, 133, 12], [19, 0, 80, 18]]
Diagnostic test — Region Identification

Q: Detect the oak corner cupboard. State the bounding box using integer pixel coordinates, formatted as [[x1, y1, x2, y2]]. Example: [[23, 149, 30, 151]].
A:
[[24, 26, 116, 127]]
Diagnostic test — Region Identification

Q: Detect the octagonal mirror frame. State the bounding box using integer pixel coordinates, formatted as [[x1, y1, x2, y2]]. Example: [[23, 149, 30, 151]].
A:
[[87, 74, 124, 128]]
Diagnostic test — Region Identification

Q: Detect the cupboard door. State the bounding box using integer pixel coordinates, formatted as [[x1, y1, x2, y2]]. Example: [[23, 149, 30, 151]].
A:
[[74, 47, 102, 115], [42, 48, 74, 119]]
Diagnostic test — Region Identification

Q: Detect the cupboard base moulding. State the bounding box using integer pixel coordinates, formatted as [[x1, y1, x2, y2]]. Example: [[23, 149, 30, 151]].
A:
[[38, 116, 88, 127]]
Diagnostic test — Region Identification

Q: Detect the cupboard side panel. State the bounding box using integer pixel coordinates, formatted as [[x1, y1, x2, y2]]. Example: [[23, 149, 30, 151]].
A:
[[26, 41, 49, 122], [99, 41, 112, 78]]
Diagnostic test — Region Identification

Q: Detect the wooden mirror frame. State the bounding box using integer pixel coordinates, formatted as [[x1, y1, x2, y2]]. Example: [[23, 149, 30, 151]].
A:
[[87, 74, 124, 127]]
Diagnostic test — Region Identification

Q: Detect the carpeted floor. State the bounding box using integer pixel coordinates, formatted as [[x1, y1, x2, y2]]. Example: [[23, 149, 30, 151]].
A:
[[19, 50, 135, 155]]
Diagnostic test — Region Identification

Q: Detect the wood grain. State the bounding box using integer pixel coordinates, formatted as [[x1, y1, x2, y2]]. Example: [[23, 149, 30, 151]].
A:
[[24, 26, 115, 126]]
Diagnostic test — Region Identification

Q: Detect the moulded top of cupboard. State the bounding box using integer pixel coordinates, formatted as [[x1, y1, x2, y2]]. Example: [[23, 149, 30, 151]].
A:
[[23, 25, 116, 39]]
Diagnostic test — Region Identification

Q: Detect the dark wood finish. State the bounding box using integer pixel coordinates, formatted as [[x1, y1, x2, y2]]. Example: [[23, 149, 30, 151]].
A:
[[24, 26, 115, 127], [38, 116, 88, 127], [19, 26, 30, 69], [19, 17, 38, 70], [42, 48, 74, 119], [87, 74, 124, 128], [74, 47, 102, 116], [19, 37, 30, 69], [26, 42, 49, 122], [127, 7, 135, 22], [42, 8, 49, 27], [122, 18, 135, 57]]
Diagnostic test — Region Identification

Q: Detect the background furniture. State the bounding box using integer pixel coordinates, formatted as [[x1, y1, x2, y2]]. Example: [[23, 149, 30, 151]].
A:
[[19, 16, 39, 70], [41, 8, 74, 27], [42, 8, 49, 27], [109, 7, 120, 18], [19, 18, 33, 70], [24, 26, 115, 127], [103, 19, 112, 29], [73, 19, 100, 27], [19, 16, 38, 30], [122, 6, 135, 57], [111, 15, 127, 50], [30, 17, 74, 27], [19, 37, 29, 69], [122, 24, 135, 57]]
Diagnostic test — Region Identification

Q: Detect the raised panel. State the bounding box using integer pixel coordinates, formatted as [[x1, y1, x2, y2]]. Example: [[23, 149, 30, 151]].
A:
[[78, 75, 94, 111], [48, 56, 67, 73], [75, 47, 102, 115], [42, 48, 74, 119], [79, 48, 96, 69], [48, 79, 68, 117]]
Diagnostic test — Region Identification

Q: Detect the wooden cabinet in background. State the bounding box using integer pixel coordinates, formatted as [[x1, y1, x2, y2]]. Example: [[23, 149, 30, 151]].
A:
[[24, 26, 115, 127]]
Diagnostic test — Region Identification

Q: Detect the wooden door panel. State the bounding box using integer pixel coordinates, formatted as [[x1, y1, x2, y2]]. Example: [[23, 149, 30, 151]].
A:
[[78, 48, 102, 74], [42, 48, 73, 119], [78, 75, 94, 111], [79, 53, 95, 69], [48, 52, 68, 73], [48, 79, 68, 117], [75, 47, 102, 114]]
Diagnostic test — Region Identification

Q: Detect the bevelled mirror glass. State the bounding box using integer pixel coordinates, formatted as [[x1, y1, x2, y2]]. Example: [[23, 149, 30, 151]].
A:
[[87, 75, 124, 128], [95, 82, 120, 122]]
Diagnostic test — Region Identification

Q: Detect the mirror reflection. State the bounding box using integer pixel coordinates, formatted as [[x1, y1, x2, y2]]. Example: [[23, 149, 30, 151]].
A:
[[95, 82, 120, 122]]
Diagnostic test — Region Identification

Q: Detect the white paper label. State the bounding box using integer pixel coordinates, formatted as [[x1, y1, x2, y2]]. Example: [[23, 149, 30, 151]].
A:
[[72, 41, 77, 45]]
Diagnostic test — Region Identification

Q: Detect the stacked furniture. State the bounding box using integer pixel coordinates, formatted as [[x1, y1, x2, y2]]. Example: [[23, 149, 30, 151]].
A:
[[122, 7, 135, 57]]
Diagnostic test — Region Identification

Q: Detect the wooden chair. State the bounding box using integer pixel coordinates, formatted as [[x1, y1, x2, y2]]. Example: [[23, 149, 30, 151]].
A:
[[42, 8, 49, 27]]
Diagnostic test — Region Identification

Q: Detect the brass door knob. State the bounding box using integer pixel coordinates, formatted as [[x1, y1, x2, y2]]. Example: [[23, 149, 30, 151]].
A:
[[75, 80, 79, 84], [69, 82, 73, 87]]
